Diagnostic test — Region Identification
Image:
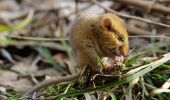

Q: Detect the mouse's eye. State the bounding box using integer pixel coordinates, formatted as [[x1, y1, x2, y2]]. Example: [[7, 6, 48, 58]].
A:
[[117, 34, 124, 42], [111, 28, 124, 42]]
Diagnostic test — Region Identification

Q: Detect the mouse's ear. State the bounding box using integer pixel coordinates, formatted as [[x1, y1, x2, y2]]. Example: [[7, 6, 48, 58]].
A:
[[102, 17, 112, 31]]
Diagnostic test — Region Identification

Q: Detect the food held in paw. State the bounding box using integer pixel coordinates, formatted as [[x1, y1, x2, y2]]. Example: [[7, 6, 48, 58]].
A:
[[103, 56, 125, 73]]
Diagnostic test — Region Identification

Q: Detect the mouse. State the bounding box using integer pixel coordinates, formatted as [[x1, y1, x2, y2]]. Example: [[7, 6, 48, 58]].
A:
[[23, 13, 129, 97]]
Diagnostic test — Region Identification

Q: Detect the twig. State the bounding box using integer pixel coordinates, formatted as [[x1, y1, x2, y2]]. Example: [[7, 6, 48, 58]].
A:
[[159, 0, 170, 3], [114, 0, 170, 14], [6, 35, 68, 41], [5, 34, 170, 43], [129, 35, 170, 39], [147, 0, 159, 13], [0, 49, 16, 64], [91, 0, 170, 28], [7, 41, 67, 51], [30, 74, 39, 85], [134, 41, 170, 53]]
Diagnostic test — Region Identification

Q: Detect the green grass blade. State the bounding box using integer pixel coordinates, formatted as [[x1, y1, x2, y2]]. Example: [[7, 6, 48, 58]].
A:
[[0, 24, 13, 32], [36, 46, 64, 72], [15, 10, 34, 30], [108, 91, 117, 100], [55, 53, 170, 99]]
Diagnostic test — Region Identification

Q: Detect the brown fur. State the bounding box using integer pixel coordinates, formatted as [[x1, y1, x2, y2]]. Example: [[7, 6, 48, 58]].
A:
[[70, 13, 129, 72]]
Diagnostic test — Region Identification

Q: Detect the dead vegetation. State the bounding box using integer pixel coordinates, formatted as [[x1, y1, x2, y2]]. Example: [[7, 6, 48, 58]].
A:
[[0, 0, 170, 99]]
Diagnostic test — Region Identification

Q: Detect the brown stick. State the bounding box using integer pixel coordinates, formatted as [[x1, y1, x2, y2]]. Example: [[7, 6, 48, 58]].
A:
[[115, 0, 170, 14], [159, 0, 170, 3], [92, 0, 170, 28]]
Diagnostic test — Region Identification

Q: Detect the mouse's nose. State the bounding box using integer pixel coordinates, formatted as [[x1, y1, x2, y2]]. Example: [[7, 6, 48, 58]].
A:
[[119, 45, 129, 57]]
